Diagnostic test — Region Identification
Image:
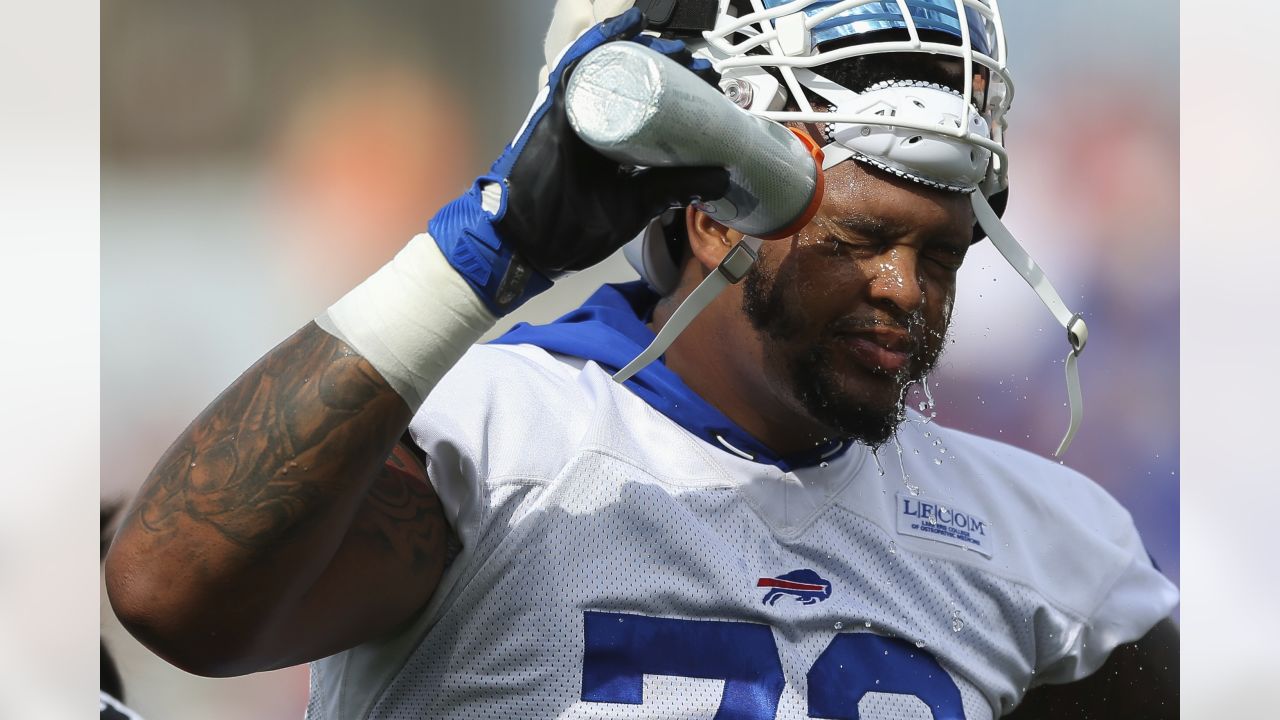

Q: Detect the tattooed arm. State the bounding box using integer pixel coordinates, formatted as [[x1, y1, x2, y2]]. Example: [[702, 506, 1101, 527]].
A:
[[105, 322, 449, 677]]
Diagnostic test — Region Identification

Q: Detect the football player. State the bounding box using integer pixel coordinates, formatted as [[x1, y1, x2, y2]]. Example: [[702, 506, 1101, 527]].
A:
[[106, 1, 1178, 717]]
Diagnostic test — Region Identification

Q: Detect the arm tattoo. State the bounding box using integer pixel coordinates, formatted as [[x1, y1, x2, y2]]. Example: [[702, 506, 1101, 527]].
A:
[[127, 322, 410, 547], [355, 444, 447, 573]]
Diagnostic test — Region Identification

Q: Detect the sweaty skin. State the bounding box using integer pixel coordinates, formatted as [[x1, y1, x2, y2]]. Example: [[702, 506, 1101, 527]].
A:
[[656, 159, 973, 453]]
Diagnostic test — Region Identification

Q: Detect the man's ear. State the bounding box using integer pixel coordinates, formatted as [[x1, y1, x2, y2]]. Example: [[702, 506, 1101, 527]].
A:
[[685, 205, 744, 272]]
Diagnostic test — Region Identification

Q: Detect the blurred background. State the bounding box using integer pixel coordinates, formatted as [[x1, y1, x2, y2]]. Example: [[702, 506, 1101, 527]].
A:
[[101, 1, 1178, 717]]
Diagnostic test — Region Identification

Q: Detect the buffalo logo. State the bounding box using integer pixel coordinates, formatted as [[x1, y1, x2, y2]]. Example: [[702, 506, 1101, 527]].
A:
[[757, 569, 832, 606]]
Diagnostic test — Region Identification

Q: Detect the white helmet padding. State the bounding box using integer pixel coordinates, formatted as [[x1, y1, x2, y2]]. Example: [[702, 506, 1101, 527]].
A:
[[801, 72, 992, 191]]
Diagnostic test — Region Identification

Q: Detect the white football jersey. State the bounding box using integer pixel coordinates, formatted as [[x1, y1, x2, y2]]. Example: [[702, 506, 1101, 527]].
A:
[[306, 340, 1176, 720]]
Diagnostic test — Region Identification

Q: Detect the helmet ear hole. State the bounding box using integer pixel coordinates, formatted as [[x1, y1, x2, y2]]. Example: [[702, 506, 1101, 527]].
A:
[[907, 136, 922, 145], [624, 215, 684, 296]]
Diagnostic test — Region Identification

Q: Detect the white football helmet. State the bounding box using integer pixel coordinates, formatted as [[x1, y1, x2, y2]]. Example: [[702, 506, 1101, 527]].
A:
[[547, 0, 1087, 455], [624, 0, 1012, 294], [701, 0, 1010, 194]]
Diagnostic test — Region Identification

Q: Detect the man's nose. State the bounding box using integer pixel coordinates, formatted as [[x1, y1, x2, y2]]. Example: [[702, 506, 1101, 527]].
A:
[[865, 247, 924, 314]]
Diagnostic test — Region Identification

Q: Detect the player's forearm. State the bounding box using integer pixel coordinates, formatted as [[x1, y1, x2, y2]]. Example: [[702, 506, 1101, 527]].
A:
[[105, 321, 412, 672]]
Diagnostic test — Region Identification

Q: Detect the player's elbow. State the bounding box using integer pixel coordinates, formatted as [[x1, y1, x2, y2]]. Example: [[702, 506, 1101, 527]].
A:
[[104, 544, 265, 677]]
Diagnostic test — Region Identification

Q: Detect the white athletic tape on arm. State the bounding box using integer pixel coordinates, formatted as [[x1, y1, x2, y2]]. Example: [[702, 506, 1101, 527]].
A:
[[316, 234, 497, 410]]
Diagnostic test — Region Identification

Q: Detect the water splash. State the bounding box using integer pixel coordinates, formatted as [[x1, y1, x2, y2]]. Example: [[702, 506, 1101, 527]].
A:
[[915, 375, 938, 424], [921, 375, 936, 411], [893, 435, 918, 494]]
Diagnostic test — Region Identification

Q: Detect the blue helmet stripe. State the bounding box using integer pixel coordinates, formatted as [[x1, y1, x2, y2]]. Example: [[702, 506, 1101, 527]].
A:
[[760, 0, 993, 56]]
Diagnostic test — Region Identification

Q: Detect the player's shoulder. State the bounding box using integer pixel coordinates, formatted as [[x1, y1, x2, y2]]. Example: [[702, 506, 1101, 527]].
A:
[[408, 342, 597, 478], [902, 419, 1154, 618], [427, 341, 589, 412], [931, 421, 1136, 541]]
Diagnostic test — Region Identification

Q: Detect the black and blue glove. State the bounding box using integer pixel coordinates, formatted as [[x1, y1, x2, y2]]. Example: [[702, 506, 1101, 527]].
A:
[[428, 8, 730, 316]]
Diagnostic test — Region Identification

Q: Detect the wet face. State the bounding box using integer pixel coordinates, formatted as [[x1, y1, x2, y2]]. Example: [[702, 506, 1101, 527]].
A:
[[741, 160, 974, 447]]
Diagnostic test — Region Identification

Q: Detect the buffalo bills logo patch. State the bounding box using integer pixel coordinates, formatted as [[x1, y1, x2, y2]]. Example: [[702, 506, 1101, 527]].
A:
[[757, 569, 832, 606]]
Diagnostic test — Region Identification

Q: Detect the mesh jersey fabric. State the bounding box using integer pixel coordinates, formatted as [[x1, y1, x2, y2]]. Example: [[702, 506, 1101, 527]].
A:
[[306, 342, 1177, 719]]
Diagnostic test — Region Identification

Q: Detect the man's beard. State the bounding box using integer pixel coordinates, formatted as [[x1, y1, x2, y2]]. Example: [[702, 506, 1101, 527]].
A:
[[742, 263, 947, 448]]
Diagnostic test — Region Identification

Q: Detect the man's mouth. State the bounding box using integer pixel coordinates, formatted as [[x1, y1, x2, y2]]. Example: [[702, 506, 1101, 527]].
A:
[[837, 329, 915, 375]]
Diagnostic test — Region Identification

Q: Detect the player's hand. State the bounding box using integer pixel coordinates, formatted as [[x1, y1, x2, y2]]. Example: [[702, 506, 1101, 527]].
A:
[[428, 8, 730, 315]]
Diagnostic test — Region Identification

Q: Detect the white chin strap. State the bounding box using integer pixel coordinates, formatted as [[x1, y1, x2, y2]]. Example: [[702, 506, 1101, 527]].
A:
[[613, 236, 764, 384], [972, 192, 1088, 457]]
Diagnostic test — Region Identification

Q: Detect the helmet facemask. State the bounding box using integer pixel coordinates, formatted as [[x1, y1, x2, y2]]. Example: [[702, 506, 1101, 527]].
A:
[[700, 0, 1010, 197], [611, 0, 1089, 456]]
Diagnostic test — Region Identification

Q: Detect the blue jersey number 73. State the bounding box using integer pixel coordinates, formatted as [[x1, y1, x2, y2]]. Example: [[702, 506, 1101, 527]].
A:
[[582, 611, 964, 719]]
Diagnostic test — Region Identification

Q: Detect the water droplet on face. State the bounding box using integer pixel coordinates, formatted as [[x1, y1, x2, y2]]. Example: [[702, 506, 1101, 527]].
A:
[[190, 462, 196, 468]]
